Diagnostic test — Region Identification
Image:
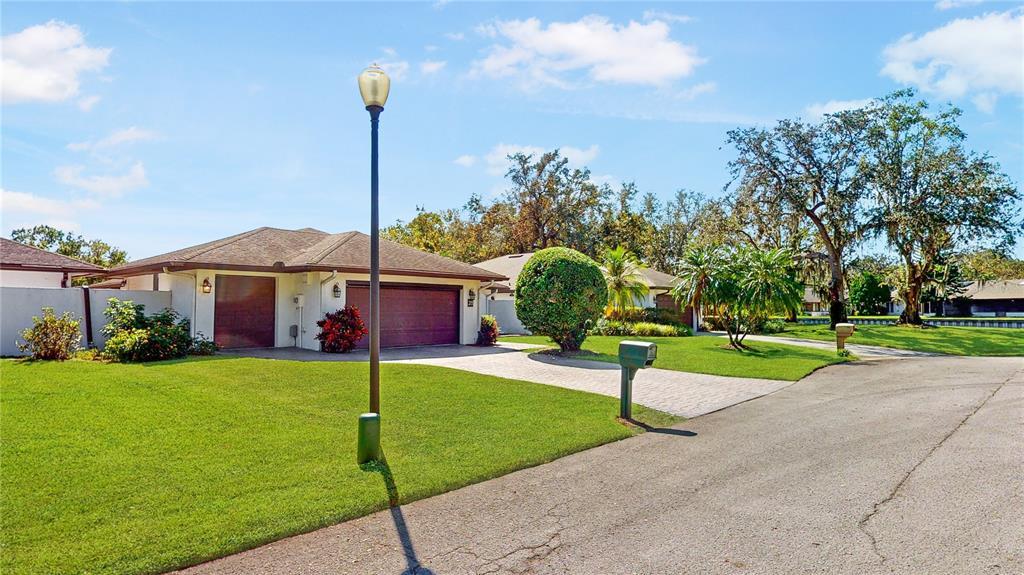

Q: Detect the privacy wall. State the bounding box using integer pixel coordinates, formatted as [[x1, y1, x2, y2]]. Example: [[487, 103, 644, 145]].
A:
[[0, 287, 172, 357]]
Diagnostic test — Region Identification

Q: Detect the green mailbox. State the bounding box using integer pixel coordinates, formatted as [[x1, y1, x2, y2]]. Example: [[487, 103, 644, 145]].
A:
[[618, 340, 657, 419]]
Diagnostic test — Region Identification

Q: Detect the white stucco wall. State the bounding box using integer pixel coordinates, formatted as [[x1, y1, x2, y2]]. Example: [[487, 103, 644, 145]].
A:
[[0, 287, 170, 356], [0, 270, 65, 288], [123, 270, 483, 350]]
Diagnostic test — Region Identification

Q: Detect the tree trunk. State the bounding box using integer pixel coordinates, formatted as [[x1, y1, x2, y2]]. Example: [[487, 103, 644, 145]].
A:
[[828, 277, 848, 330], [898, 280, 924, 326], [786, 307, 798, 323], [805, 210, 847, 330]]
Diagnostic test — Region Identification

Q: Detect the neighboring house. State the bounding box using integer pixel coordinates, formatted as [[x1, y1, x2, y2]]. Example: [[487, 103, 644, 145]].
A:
[[100, 227, 505, 350], [0, 238, 103, 288], [474, 252, 694, 334], [803, 287, 826, 315], [942, 280, 1024, 317]]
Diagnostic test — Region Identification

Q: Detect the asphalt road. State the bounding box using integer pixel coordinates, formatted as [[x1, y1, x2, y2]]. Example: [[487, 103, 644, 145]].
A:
[[177, 356, 1023, 575]]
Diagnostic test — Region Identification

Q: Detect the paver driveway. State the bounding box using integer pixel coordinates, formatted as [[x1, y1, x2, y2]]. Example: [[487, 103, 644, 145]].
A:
[[230, 343, 790, 417], [178, 355, 1022, 575]]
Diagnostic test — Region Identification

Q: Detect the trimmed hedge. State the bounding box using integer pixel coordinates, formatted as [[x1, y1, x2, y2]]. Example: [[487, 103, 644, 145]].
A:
[[515, 247, 607, 351], [591, 319, 691, 337]]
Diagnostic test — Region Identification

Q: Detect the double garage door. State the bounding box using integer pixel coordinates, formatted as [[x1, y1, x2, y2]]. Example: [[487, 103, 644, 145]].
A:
[[213, 275, 460, 349], [346, 282, 460, 348]]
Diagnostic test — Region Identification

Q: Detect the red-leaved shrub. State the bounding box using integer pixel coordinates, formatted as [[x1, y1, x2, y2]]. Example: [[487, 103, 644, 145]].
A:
[[477, 314, 499, 346], [316, 306, 368, 353]]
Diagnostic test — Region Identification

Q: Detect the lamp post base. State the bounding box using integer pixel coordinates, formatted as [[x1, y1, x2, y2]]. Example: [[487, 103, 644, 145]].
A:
[[357, 412, 382, 464]]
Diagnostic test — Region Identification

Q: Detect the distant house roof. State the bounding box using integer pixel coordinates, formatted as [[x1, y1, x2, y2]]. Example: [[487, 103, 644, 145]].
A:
[[104, 227, 505, 281], [961, 279, 1024, 301], [474, 252, 678, 292], [89, 277, 127, 289], [636, 267, 680, 289], [0, 238, 104, 273]]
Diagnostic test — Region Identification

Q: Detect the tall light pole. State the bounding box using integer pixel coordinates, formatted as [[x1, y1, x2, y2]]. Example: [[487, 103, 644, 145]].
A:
[[356, 64, 390, 464]]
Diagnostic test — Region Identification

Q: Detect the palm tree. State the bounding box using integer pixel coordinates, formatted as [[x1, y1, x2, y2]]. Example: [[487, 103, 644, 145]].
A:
[[671, 246, 722, 330], [739, 248, 804, 341], [600, 246, 649, 317]]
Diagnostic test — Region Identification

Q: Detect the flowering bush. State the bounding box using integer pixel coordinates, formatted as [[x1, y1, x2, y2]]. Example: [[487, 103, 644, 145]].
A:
[[477, 315, 499, 346], [316, 306, 368, 353], [18, 308, 82, 360]]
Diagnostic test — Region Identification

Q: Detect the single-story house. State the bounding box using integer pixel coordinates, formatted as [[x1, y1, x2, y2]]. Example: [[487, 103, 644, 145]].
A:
[[941, 280, 1024, 317], [473, 252, 694, 334], [0, 238, 103, 288], [100, 227, 505, 350]]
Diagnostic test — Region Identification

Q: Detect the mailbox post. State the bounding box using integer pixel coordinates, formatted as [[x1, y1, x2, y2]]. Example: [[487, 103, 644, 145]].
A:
[[835, 322, 855, 351], [617, 341, 657, 419]]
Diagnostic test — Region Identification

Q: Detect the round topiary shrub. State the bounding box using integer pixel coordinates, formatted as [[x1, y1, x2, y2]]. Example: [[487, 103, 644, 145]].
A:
[[515, 247, 607, 351]]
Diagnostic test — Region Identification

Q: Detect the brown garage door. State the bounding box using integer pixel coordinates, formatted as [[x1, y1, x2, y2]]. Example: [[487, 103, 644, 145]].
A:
[[214, 275, 276, 349], [346, 282, 459, 348]]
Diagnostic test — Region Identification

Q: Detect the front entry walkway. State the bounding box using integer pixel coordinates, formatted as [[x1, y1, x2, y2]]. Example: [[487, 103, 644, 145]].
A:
[[227, 343, 790, 418]]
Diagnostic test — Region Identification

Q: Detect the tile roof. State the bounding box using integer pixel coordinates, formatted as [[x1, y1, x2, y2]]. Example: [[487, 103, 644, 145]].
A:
[[474, 252, 679, 290], [105, 227, 505, 281], [0, 238, 104, 273]]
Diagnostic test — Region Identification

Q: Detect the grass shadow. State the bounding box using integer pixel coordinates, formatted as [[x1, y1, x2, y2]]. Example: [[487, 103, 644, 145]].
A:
[[360, 457, 436, 575]]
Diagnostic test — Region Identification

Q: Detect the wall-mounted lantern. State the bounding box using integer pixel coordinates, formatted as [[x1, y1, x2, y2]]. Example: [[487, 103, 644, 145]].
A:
[[332, 283, 342, 298], [467, 289, 476, 307], [201, 278, 212, 294]]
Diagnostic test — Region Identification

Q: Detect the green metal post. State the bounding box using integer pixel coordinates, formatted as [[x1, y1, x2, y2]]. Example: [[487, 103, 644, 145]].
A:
[[357, 412, 382, 464], [620, 367, 636, 419]]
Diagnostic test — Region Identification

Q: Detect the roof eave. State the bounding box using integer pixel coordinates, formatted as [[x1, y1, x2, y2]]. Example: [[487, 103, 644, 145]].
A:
[[102, 262, 507, 282]]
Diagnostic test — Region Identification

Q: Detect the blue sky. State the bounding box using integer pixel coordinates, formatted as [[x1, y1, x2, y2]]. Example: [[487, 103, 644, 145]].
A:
[[2, 1, 1022, 259]]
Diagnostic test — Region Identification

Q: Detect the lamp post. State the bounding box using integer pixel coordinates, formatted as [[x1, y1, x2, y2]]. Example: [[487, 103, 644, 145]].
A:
[[356, 64, 390, 464]]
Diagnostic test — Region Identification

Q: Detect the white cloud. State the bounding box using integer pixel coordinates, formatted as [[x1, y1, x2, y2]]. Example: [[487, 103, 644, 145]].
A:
[[804, 98, 874, 119], [445, 32, 466, 41], [453, 154, 477, 167], [0, 188, 99, 231], [77, 94, 101, 111], [474, 24, 497, 38], [484, 143, 599, 175], [472, 15, 705, 89], [972, 92, 998, 113], [674, 81, 717, 100], [376, 58, 407, 81], [67, 126, 159, 152], [1, 20, 111, 105], [642, 10, 694, 24], [54, 162, 148, 197], [935, 0, 983, 10], [420, 60, 447, 75], [881, 10, 1023, 107]]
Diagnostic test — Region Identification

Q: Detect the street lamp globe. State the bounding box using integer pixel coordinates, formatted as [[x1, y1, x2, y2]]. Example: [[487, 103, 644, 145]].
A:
[[358, 64, 390, 109]]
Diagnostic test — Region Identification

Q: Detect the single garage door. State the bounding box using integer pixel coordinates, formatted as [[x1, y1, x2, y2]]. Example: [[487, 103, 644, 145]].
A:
[[346, 282, 460, 348], [214, 275, 276, 348]]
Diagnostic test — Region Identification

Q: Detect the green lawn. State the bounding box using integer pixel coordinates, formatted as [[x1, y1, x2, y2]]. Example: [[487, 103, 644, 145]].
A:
[[1, 357, 678, 575], [503, 335, 847, 381], [765, 323, 1024, 356]]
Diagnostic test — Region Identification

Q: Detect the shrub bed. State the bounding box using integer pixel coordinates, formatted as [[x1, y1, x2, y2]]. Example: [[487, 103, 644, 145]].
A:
[[591, 319, 691, 337], [102, 299, 217, 362]]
